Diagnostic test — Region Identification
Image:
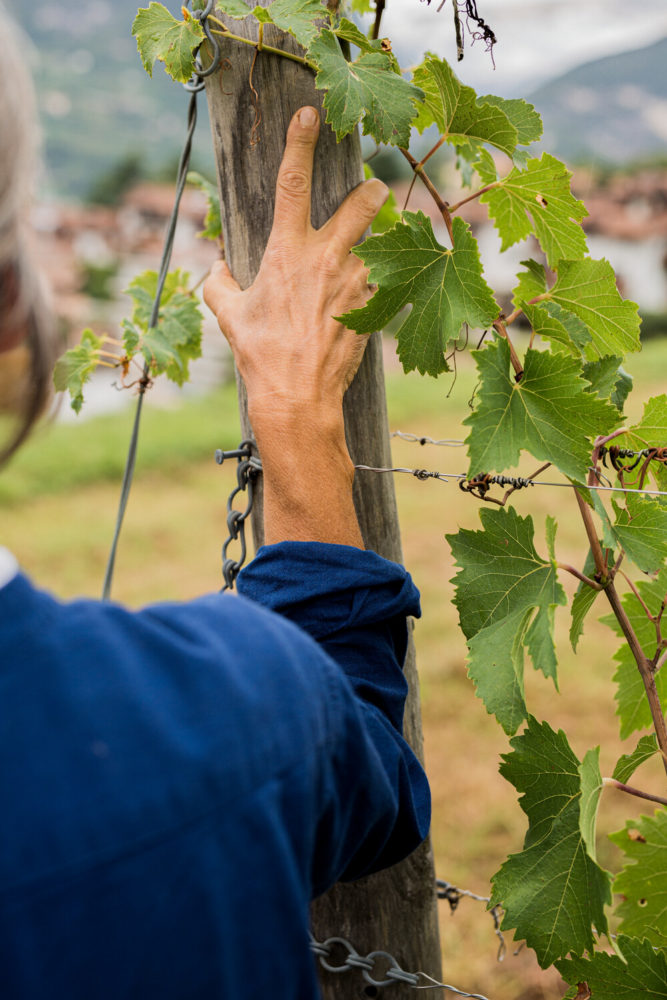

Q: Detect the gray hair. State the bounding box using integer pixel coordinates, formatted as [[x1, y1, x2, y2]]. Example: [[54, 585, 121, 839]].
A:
[[0, 3, 55, 465]]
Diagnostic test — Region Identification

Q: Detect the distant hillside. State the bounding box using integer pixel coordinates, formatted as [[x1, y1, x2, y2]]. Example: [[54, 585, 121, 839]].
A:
[[23, 2, 667, 199], [530, 36, 667, 165], [25, 0, 214, 200]]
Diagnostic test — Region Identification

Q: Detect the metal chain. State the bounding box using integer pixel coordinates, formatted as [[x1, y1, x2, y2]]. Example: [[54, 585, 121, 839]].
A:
[[309, 932, 493, 998], [215, 443, 262, 590], [102, 1, 220, 600], [309, 876, 506, 997]]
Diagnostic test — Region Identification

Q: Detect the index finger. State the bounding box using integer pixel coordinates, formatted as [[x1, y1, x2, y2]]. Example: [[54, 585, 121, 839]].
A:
[[270, 106, 320, 243]]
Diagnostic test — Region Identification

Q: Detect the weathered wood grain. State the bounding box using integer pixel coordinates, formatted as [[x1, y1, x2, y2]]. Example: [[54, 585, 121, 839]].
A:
[[204, 9, 441, 995]]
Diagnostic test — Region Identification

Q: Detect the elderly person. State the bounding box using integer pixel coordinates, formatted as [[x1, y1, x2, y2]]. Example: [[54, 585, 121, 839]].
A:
[[0, 8, 429, 999]]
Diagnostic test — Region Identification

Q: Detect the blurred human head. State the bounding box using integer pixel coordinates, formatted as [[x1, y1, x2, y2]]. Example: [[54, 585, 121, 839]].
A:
[[0, 3, 55, 465]]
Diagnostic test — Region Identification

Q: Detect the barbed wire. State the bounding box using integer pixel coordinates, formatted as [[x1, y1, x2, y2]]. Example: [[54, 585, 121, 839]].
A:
[[391, 430, 465, 447], [436, 881, 506, 962], [355, 464, 667, 498], [102, 0, 220, 600]]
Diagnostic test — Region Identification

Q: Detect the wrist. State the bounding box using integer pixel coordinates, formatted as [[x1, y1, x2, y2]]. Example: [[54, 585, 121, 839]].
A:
[[249, 400, 361, 548], [249, 398, 350, 469]]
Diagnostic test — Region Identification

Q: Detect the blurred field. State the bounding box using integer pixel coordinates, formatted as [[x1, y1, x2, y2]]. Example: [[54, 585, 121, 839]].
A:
[[2, 335, 666, 999]]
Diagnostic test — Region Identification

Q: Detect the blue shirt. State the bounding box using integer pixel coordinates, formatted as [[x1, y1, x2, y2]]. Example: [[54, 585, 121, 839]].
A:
[[0, 542, 429, 998]]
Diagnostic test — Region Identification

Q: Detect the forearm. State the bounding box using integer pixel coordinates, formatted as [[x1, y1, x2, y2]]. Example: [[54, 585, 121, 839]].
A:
[[251, 401, 363, 548]]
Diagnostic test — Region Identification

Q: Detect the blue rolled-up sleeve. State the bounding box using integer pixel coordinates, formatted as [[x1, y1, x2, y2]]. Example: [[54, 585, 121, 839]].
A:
[[237, 541, 430, 890]]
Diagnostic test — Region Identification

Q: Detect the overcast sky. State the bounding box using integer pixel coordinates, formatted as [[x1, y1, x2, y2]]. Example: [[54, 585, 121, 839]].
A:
[[377, 0, 667, 94]]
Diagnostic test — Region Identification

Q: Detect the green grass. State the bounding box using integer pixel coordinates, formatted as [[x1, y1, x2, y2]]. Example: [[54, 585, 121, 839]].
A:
[[0, 385, 242, 506]]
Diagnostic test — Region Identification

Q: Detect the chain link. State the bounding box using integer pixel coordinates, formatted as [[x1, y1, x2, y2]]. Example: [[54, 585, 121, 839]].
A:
[[183, 0, 221, 90], [215, 442, 262, 590], [308, 931, 493, 997]]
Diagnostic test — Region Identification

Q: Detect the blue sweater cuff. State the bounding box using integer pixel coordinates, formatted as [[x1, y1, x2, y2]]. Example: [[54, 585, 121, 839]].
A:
[[236, 541, 421, 640]]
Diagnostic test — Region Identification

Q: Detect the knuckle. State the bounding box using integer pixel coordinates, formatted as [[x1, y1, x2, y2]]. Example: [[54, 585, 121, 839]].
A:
[[277, 168, 310, 198], [317, 245, 343, 277], [356, 190, 383, 219]]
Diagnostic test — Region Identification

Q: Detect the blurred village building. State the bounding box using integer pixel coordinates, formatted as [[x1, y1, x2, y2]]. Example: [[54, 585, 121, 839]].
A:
[[30, 168, 667, 417], [393, 167, 667, 315], [29, 184, 223, 418]]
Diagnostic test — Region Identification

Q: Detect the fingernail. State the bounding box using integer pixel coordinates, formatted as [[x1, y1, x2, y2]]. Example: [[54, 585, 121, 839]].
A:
[[368, 178, 389, 205], [299, 106, 318, 127]]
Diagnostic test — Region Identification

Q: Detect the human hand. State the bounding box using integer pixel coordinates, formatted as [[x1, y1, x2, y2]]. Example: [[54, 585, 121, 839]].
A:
[[203, 105, 388, 432]]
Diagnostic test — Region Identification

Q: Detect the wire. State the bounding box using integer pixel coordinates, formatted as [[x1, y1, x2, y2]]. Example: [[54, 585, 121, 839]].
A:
[[354, 465, 667, 497]]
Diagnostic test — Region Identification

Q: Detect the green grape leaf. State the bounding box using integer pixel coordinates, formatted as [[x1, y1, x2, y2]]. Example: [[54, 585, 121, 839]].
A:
[[622, 394, 667, 491], [603, 568, 667, 738], [334, 16, 376, 52], [473, 146, 498, 185], [546, 258, 641, 360], [266, 0, 328, 48], [480, 153, 588, 268], [186, 171, 222, 242], [611, 495, 667, 574], [466, 609, 531, 736], [625, 394, 667, 449], [412, 56, 518, 155], [124, 269, 203, 384], [341, 213, 498, 376], [558, 936, 667, 998], [612, 366, 633, 412], [213, 0, 254, 17], [612, 734, 660, 783], [348, 0, 374, 12], [464, 338, 620, 483], [583, 355, 625, 400], [251, 7, 273, 23], [363, 164, 400, 232], [132, 3, 205, 84], [610, 810, 667, 948], [53, 328, 108, 414], [491, 718, 611, 968], [512, 262, 592, 356], [456, 142, 498, 187], [526, 300, 592, 355], [308, 30, 423, 145], [583, 356, 633, 413], [477, 94, 543, 147], [512, 259, 548, 307], [569, 547, 602, 652], [579, 746, 605, 859], [446, 509, 566, 733]]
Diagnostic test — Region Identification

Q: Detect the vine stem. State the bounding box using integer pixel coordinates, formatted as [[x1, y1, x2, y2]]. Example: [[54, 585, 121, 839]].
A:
[[505, 292, 552, 327], [371, 0, 386, 40], [572, 446, 667, 773], [604, 582, 667, 779], [448, 182, 499, 213], [208, 21, 313, 68], [417, 135, 448, 170], [602, 777, 667, 807], [557, 563, 603, 591], [574, 488, 607, 580], [398, 147, 454, 243], [492, 319, 523, 379], [619, 570, 655, 623]]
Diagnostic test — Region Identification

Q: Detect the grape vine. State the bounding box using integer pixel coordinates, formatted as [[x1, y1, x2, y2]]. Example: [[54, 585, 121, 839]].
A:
[[54, 1, 667, 995]]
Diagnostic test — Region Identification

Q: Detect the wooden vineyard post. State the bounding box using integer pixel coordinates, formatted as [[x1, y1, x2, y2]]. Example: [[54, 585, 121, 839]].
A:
[[203, 9, 442, 995]]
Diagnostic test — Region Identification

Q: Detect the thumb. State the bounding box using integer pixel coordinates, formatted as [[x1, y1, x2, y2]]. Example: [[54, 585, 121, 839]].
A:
[[203, 259, 241, 319]]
